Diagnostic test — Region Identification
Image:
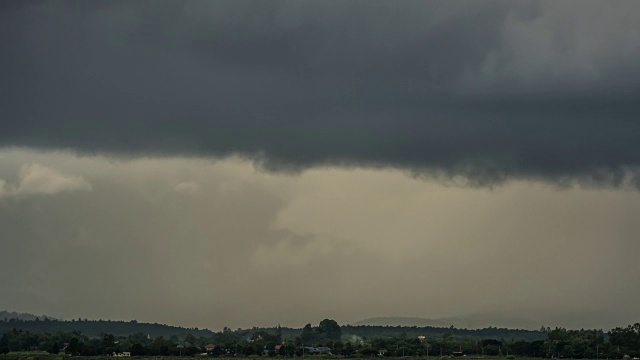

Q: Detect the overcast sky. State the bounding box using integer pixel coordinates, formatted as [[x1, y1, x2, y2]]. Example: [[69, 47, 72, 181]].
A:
[[2, 0, 640, 331]]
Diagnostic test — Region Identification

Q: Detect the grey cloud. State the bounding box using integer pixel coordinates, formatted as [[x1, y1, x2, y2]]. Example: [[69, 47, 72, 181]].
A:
[[0, 163, 92, 197], [2, 151, 640, 329], [0, 154, 353, 328], [0, 156, 322, 325], [2, 0, 640, 187]]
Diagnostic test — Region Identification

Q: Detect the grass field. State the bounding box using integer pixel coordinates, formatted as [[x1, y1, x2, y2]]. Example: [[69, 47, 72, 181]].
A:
[[1, 355, 601, 360]]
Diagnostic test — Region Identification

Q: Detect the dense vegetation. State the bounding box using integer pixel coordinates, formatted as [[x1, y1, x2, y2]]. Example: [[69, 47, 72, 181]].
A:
[[0, 318, 213, 339], [0, 312, 58, 322], [3, 318, 640, 358], [0, 318, 544, 343], [341, 325, 546, 342]]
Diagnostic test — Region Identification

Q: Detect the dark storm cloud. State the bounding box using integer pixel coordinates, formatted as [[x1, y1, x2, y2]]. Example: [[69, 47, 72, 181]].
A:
[[2, 0, 640, 186]]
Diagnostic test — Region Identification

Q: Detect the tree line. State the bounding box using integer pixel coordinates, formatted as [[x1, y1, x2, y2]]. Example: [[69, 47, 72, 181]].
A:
[[3, 320, 640, 358], [0, 317, 213, 339], [0, 318, 547, 343]]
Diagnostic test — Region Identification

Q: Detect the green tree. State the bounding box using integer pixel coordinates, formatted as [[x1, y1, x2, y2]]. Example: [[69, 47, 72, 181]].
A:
[[185, 333, 197, 347], [276, 325, 283, 344], [66, 337, 82, 355], [152, 336, 175, 356], [130, 343, 145, 356], [318, 319, 342, 342], [301, 324, 316, 344], [102, 333, 116, 355], [47, 342, 60, 354]]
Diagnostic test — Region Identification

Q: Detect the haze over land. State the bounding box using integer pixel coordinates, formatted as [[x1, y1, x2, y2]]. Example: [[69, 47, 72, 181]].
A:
[[353, 316, 543, 330], [1, 0, 640, 331]]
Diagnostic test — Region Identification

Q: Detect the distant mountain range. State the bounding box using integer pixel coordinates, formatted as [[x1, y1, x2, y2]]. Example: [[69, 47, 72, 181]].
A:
[[0, 310, 214, 338], [353, 316, 453, 327], [0, 310, 59, 321], [0, 310, 548, 342], [353, 315, 543, 330]]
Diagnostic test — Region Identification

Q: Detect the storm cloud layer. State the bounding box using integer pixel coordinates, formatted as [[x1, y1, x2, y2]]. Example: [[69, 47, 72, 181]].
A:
[[2, 0, 640, 186], [2, 1, 640, 330]]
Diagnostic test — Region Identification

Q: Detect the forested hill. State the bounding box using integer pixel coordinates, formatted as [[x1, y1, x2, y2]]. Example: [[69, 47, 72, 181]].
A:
[[0, 316, 545, 342], [0, 311, 58, 322], [0, 318, 214, 338], [353, 317, 453, 327], [243, 325, 547, 342], [341, 325, 547, 342]]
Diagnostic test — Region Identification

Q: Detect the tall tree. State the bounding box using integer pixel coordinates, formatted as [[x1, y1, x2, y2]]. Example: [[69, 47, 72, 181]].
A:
[[301, 324, 315, 344], [318, 319, 342, 342]]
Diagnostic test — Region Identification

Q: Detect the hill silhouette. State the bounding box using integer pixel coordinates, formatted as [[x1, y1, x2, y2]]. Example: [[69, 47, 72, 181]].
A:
[[353, 316, 452, 327], [0, 310, 59, 321], [0, 316, 213, 338]]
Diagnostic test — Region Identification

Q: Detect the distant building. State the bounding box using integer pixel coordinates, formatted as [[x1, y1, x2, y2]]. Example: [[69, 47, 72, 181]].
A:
[[112, 352, 131, 357]]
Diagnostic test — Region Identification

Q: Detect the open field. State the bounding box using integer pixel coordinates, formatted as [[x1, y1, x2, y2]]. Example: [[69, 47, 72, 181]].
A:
[[1, 356, 603, 360]]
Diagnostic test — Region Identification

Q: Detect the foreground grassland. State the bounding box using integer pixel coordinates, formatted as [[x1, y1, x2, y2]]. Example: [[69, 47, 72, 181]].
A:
[[2, 356, 592, 360]]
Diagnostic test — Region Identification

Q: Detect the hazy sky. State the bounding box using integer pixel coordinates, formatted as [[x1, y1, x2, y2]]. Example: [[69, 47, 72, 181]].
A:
[[2, 0, 640, 331]]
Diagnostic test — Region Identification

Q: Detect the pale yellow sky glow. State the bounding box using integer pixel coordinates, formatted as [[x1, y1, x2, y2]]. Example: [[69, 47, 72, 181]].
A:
[[1, 149, 639, 330]]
